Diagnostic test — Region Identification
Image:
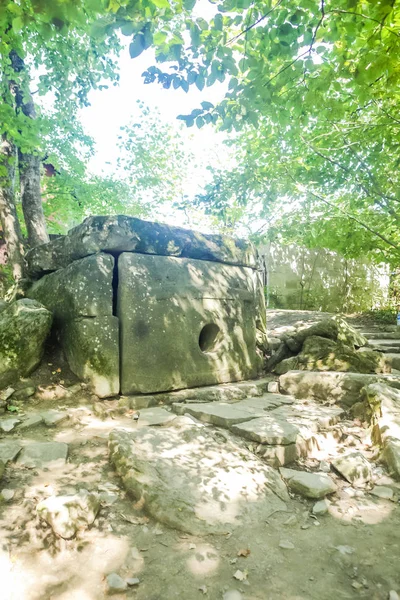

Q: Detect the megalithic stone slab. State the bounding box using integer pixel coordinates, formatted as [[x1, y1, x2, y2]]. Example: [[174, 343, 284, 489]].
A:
[[118, 253, 261, 395], [26, 215, 257, 277], [61, 317, 119, 398], [28, 253, 114, 322]]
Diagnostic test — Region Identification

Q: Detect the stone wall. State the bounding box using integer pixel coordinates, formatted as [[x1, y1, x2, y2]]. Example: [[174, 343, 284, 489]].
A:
[[259, 243, 390, 312]]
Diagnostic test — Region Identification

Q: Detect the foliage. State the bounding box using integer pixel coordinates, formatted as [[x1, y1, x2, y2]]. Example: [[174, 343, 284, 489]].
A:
[[137, 0, 400, 265]]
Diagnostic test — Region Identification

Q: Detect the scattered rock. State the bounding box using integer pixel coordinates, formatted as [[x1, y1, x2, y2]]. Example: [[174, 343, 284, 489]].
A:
[[280, 468, 337, 499], [370, 486, 394, 501], [335, 545, 355, 555], [332, 452, 372, 487], [37, 489, 100, 539], [1, 489, 15, 502], [12, 386, 35, 400], [0, 299, 52, 389], [312, 499, 331, 516], [223, 591, 243, 600], [17, 442, 68, 468], [389, 591, 400, 600], [105, 572, 127, 594], [126, 578, 140, 586], [0, 387, 15, 403], [0, 418, 20, 432], [279, 540, 295, 549], [109, 424, 288, 536], [319, 461, 331, 472]]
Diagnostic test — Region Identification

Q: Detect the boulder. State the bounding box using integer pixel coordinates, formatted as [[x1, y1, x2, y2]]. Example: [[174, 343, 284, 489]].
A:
[[26, 215, 257, 277], [278, 371, 400, 407], [297, 336, 390, 374], [109, 422, 288, 535], [37, 489, 100, 539], [273, 356, 299, 375], [382, 438, 400, 480], [280, 468, 337, 499], [0, 299, 52, 388], [332, 452, 372, 487], [285, 317, 367, 353]]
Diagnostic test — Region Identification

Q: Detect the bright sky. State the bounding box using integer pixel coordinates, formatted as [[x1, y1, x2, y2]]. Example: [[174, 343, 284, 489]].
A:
[[78, 38, 230, 229]]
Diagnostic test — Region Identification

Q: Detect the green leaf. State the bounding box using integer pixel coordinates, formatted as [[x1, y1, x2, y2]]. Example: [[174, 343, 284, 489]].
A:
[[12, 17, 23, 33], [195, 75, 205, 90], [151, 0, 170, 7], [129, 36, 145, 58], [201, 101, 214, 110]]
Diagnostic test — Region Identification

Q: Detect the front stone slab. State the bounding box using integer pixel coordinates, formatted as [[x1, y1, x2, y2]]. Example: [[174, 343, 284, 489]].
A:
[[61, 317, 119, 398], [118, 253, 260, 394], [109, 423, 288, 535]]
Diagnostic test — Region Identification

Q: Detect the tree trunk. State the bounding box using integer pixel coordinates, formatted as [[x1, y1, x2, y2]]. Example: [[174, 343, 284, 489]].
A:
[[0, 136, 25, 280], [10, 49, 49, 248], [18, 150, 49, 247]]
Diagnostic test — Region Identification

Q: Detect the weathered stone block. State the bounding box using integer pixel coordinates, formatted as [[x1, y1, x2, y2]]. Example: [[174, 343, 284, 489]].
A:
[[118, 253, 260, 394], [28, 253, 114, 322], [61, 317, 119, 398], [0, 299, 52, 388], [27, 215, 257, 277]]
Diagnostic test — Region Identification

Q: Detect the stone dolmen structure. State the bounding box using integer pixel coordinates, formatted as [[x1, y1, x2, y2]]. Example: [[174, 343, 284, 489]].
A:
[[27, 216, 264, 397]]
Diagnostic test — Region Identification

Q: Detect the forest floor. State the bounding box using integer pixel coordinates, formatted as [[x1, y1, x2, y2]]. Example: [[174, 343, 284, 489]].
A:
[[0, 312, 399, 600]]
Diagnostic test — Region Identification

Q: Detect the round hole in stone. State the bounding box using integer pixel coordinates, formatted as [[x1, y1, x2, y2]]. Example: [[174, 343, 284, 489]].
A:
[[199, 323, 221, 353]]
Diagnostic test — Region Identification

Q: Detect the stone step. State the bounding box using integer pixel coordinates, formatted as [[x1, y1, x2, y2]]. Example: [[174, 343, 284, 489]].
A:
[[121, 376, 275, 410], [363, 331, 400, 340], [171, 392, 343, 468], [369, 342, 400, 353]]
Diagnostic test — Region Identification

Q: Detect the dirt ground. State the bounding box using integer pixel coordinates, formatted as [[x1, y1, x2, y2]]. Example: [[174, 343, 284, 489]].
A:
[[0, 321, 399, 600]]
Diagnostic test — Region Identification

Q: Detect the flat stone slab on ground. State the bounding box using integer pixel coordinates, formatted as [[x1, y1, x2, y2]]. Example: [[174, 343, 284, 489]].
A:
[[231, 415, 300, 445], [136, 407, 177, 426], [17, 442, 68, 468], [280, 467, 337, 499], [178, 402, 264, 427], [332, 452, 372, 487], [0, 418, 20, 433], [41, 410, 69, 427], [0, 442, 22, 463], [109, 422, 288, 535]]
